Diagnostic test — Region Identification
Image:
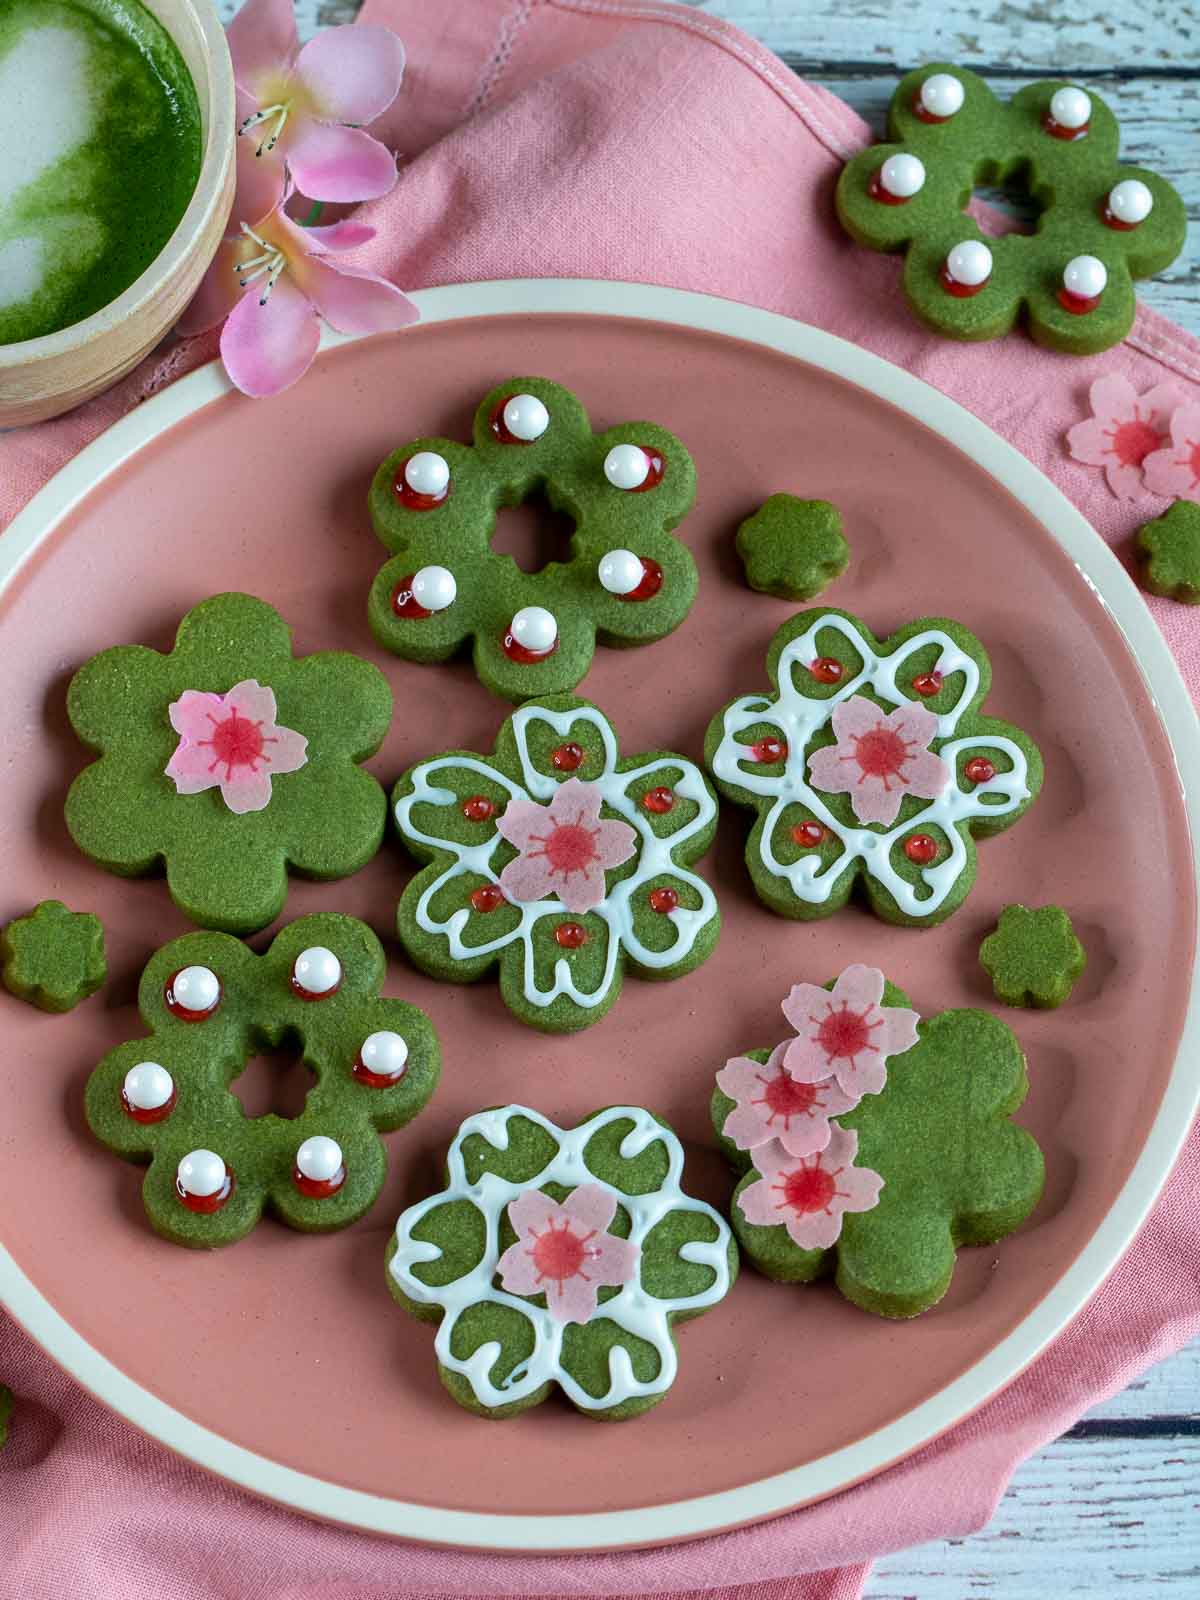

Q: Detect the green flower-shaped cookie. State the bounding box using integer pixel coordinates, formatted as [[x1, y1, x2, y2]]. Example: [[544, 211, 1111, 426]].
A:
[[713, 974, 1044, 1318], [393, 695, 721, 1032], [1137, 501, 1200, 605], [85, 913, 440, 1248], [387, 1104, 737, 1419], [66, 593, 393, 933], [737, 495, 849, 600], [1, 900, 106, 1012], [836, 65, 1186, 355], [367, 378, 698, 702], [980, 903, 1086, 1008]]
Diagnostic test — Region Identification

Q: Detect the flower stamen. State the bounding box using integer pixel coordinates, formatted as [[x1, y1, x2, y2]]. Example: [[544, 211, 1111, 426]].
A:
[[238, 101, 292, 157]]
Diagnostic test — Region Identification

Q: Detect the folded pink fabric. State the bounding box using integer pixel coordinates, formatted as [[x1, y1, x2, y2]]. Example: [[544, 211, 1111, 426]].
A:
[[2, 4, 1198, 1598]]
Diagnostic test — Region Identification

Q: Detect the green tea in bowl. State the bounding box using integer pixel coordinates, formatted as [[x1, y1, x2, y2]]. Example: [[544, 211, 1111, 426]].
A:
[[0, 0, 202, 346]]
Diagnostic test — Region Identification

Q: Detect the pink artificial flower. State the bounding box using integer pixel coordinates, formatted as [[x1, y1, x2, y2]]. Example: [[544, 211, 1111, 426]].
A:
[[737, 1126, 884, 1252], [716, 1041, 859, 1158], [496, 1185, 640, 1325], [1142, 402, 1200, 504], [165, 679, 307, 815], [496, 779, 638, 915], [781, 963, 920, 1100], [1066, 375, 1182, 500], [229, 0, 404, 202], [806, 694, 949, 828]]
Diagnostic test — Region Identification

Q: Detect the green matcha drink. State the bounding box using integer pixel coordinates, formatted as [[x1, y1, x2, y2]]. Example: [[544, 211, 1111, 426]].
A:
[[0, 0, 202, 345]]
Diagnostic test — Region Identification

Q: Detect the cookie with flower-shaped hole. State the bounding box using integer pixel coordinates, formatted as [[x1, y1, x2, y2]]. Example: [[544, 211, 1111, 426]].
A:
[[712, 967, 1044, 1318], [84, 913, 439, 1248], [705, 607, 1043, 928], [392, 695, 721, 1032], [65, 593, 393, 934], [367, 377, 698, 703], [386, 1104, 737, 1419]]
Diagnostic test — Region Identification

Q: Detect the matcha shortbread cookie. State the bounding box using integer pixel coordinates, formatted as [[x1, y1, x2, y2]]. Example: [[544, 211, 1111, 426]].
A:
[[66, 593, 393, 934], [712, 964, 1044, 1318], [1137, 500, 1200, 605], [367, 378, 698, 702], [705, 607, 1044, 928], [85, 913, 440, 1248], [387, 1104, 737, 1419], [980, 903, 1086, 1008], [1, 900, 106, 1012], [737, 495, 849, 601], [393, 694, 721, 1032]]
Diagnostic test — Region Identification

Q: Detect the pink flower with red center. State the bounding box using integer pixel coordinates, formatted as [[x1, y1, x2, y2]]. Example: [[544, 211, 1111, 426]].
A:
[[496, 1185, 640, 1325], [496, 778, 638, 915], [716, 1041, 859, 1157], [165, 679, 308, 815], [1066, 375, 1183, 500], [806, 695, 949, 827], [1142, 401, 1200, 505], [782, 963, 920, 1099], [738, 1125, 884, 1251]]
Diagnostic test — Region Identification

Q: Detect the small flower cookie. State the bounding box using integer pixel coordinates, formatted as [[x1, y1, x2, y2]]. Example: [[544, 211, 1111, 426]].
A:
[[1137, 500, 1200, 605], [84, 913, 440, 1248], [736, 495, 849, 601], [65, 593, 393, 933], [980, 904, 1086, 1008], [1, 900, 106, 1013], [386, 1104, 737, 1419], [713, 967, 1044, 1318], [392, 695, 721, 1032], [705, 607, 1044, 927]]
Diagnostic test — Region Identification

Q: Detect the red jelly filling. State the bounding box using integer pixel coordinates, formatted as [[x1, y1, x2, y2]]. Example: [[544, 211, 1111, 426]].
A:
[[164, 972, 220, 1022], [462, 795, 495, 821], [752, 736, 788, 763], [121, 1087, 177, 1125], [965, 756, 996, 784], [649, 887, 679, 914], [867, 170, 910, 205], [642, 785, 676, 814], [1057, 287, 1101, 316], [912, 671, 943, 697], [1043, 114, 1089, 141], [470, 884, 506, 913], [502, 630, 559, 665], [392, 461, 449, 510], [619, 557, 663, 601], [903, 834, 939, 865], [809, 657, 844, 684], [391, 576, 431, 620], [626, 448, 665, 492], [489, 397, 531, 445], [791, 821, 828, 848], [940, 264, 987, 298], [554, 921, 588, 949], [293, 1165, 346, 1200], [177, 1172, 234, 1215], [551, 742, 585, 772]]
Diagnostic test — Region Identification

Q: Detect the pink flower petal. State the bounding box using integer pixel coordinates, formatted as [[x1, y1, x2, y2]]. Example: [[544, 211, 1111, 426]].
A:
[[287, 120, 398, 203], [225, 679, 278, 726], [498, 853, 557, 906], [779, 982, 838, 1080], [783, 1207, 845, 1252], [294, 25, 405, 124], [828, 694, 880, 741], [1104, 460, 1145, 501], [227, 0, 298, 85], [829, 962, 885, 1014], [164, 741, 221, 795], [221, 766, 274, 816], [1087, 373, 1137, 427], [550, 1273, 601, 1325], [555, 860, 607, 915], [821, 1123, 860, 1171], [1142, 446, 1198, 501], [562, 1184, 618, 1236], [889, 700, 940, 748], [805, 743, 853, 800], [903, 747, 952, 801], [494, 796, 547, 854], [495, 1238, 543, 1299], [715, 1053, 773, 1103], [1065, 416, 1116, 468], [586, 1232, 640, 1288], [592, 817, 638, 869], [734, 1174, 784, 1230], [265, 725, 309, 776], [548, 778, 603, 828], [176, 241, 249, 338], [219, 274, 320, 399], [295, 256, 419, 337], [848, 773, 905, 827], [1142, 383, 1186, 431], [168, 689, 227, 742], [836, 1163, 886, 1213], [301, 220, 377, 254], [506, 1189, 561, 1238]]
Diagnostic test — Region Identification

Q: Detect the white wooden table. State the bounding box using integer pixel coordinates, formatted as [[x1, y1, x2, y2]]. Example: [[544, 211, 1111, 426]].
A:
[[232, 2, 1200, 1590]]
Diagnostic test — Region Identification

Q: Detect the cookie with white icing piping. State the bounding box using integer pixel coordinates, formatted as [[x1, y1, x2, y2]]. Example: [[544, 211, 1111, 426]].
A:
[[704, 607, 1044, 927], [386, 1104, 737, 1419], [392, 695, 721, 1032]]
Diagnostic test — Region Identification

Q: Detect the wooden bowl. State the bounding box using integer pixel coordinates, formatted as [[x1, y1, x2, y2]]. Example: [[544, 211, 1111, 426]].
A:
[[0, 0, 235, 427]]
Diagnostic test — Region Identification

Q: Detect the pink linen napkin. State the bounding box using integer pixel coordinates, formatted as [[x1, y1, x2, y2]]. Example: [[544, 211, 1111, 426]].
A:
[[2, 4, 1198, 1597]]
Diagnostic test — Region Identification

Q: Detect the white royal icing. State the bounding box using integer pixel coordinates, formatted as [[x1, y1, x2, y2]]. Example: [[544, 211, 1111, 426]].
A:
[[388, 1105, 733, 1412], [710, 614, 1032, 920], [393, 704, 719, 1010]]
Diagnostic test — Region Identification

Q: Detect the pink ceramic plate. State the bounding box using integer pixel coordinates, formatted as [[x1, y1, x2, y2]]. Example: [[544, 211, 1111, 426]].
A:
[[1, 282, 1198, 1551]]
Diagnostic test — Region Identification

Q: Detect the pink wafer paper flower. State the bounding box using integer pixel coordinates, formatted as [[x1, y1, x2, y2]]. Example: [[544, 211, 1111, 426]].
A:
[[229, 0, 404, 202], [806, 695, 949, 827], [738, 1126, 884, 1251], [497, 1185, 640, 1325], [496, 779, 638, 915], [716, 1041, 859, 1158], [782, 963, 920, 1100], [165, 679, 308, 815], [1142, 402, 1200, 504], [1066, 375, 1183, 500]]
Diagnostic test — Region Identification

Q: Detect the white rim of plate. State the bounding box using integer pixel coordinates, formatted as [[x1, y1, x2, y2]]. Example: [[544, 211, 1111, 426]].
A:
[[1, 279, 1197, 1552]]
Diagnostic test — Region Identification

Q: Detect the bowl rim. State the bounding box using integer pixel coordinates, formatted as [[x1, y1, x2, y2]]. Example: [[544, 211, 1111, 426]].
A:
[[0, 0, 235, 368]]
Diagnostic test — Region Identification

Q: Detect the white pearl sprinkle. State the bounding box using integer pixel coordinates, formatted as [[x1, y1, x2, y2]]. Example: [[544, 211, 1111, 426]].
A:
[[598, 548, 645, 596], [510, 605, 558, 654], [946, 239, 992, 287], [292, 947, 342, 996], [1063, 254, 1107, 299], [919, 73, 964, 119], [123, 1061, 174, 1111], [501, 393, 549, 441], [1049, 85, 1091, 130], [403, 451, 450, 498], [177, 1149, 226, 1198], [359, 1030, 409, 1081], [1108, 178, 1153, 225], [879, 152, 925, 198], [296, 1135, 343, 1183], [171, 965, 220, 1014], [410, 565, 456, 612], [603, 443, 651, 491]]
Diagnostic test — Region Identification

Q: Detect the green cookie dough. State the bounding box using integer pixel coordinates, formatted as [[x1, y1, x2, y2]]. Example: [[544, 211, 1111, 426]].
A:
[[367, 378, 698, 703], [1137, 500, 1200, 605], [85, 913, 440, 1248], [393, 694, 721, 1033], [736, 495, 849, 600], [836, 65, 1186, 356], [386, 1104, 737, 1419], [712, 975, 1044, 1318], [66, 593, 393, 934], [705, 607, 1044, 928], [1, 900, 106, 1012], [980, 903, 1086, 1008]]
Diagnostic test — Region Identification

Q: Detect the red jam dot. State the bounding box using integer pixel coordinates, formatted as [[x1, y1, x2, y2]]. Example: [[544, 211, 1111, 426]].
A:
[[121, 1087, 177, 1126], [752, 736, 788, 764], [502, 630, 559, 665], [462, 794, 495, 822], [912, 93, 950, 124], [791, 820, 828, 849], [293, 1166, 346, 1200], [392, 460, 448, 510], [912, 670, 943, 697], [621, 557, 664, 601], [391, 575, 431, 620], [1101, 203, 1137, 232], [904, 834, 939, 865], [551, 742, 585, 772], [164, 970, 220, 1022], [555, 921, 589, 949], [782, 1164, 836, 1214], [1057, 287, 1101, 316], [867, 170, 909, 206], [470, 884, 506, 913], [941, 263, 987, 298], [642, 785, 676, 814], [628, 449, 665, 493], [489, 397, 522, 445], [1044, 114, 1088, 141], [809, 656, 844, 684], [965, 756, 996, 784], [649, 887, 679, 914], [177, 1173, 234, 1215]]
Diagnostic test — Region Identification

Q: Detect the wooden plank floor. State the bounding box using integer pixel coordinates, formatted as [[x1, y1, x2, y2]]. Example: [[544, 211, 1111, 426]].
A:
[[223, 2, 1200, 1591]]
